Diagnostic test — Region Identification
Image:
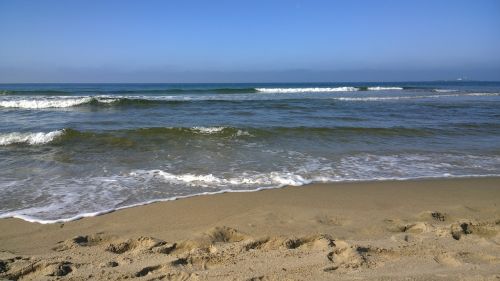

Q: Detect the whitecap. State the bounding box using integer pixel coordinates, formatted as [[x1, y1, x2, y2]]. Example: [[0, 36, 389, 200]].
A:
[[192, 126, 226, 134], [434, 89, 458, 93], [0, 130, 64, 145], [256, 87, 358, 93], [0, 97, 94, 108], [0, 96, 121, 109], [335, 92, 499, 101], [367, 87, 403, 90]]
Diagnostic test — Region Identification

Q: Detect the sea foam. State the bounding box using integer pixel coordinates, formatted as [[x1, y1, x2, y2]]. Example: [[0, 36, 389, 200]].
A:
[[0, 97, 119, 109], [130, 169, 310, 187], [335, 92, 499, 101], [256, 87, 358, 93], [434, 89, 458, 93], [367, 87, 403, 90], [0, 130, 64, 145], [192, 126, 226, 134], [2, 152, 500, 224], [0, 97, 94, 108]]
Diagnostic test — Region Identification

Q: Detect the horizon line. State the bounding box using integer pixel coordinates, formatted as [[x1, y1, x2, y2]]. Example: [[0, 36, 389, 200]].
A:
[[1, 80, 499, 84]]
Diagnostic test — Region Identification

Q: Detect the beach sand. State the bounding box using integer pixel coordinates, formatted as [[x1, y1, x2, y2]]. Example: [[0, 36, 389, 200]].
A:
[[0, 177, 499, 280]]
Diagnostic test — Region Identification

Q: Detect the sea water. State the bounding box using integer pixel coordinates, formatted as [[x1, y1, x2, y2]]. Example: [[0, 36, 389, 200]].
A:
[[1, 81, 499, 223]]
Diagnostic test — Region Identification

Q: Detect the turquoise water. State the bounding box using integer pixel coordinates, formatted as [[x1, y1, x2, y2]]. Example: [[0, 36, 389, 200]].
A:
[[1, 82, 499, 223]]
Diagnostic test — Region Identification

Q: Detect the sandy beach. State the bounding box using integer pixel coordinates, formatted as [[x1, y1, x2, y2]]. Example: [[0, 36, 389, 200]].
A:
[[0, 177, 499, 280], [2, 0, 499, 279]]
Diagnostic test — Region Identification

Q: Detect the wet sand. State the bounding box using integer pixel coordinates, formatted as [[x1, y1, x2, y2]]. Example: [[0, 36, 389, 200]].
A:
[[1, 177, 499, 280]]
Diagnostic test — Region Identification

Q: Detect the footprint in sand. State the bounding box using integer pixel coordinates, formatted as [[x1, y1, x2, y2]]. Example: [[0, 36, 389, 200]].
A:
[[315, 214, 345, 226], [325, 240, 368, 271], [134, 265, 163, 277], [450, 220, 499, 240], [243, 234, 334, 251], [384, 218, 432, 235], [106, 236, 176, 254], [52, 233, 110, 251], [417, 211, 448, 222], [0, 260, 74, 280], [434, 253, 462, 267]]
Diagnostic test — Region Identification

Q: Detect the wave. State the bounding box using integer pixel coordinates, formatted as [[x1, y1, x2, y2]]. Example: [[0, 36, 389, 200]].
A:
[[0, 127, 252, 146], [4, 124, 498, 147], [1, 92, 498, 109], [0, 127, 247, 147], [335, 92, 500, 101], [366, 86, 404, 91], [1, 86, 397, 95], [1, 145, 499, 223], [0, 169, 310, 224], [2, 86, 491, 97], [0, 97, 98, 108], [255, 87, 359, 93], [0, 96, 126, 109], [130, 169, 308, 187], [0, 130, 64, 145], [433, 89, 458, 93], [255, 86, 408, 93], [3, 171, 499, 224], [192, 126, 226, 134]]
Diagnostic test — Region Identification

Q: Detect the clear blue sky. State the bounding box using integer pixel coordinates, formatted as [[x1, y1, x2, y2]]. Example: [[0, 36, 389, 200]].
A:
[[1, 0, 499, 82]]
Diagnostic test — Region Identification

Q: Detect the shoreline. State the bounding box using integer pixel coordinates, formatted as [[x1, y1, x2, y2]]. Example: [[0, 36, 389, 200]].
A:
[[1, 177, 499, 280], [2, 175, 500, 225]]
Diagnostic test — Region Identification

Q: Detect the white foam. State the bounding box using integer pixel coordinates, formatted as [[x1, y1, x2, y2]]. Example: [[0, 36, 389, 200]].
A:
[[367, 87, 403, 90], [0, 97, 94, 108], [335, 92, 499, 101], [97, 98, 119, 103], [2, 151, 500, 224], [0, 130, 64, 145], [1, 92, 497, 108], [0, 185, 289, 224], [256, 87, 358, 93], [434, 89, 458, 93], [0, 96, 122, 109], [192, 126, 226, 134], [4, 173, 499, 224], [130, 170, 310, 187], [464, 92, 499, 96], [189, 126, 251, 136]]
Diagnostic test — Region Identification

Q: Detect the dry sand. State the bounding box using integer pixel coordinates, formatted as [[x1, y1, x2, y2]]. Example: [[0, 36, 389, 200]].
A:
[[0, 177, 499, 280]]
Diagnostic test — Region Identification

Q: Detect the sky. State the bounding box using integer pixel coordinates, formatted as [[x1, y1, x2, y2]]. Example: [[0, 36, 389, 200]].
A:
[[0, 0, 499, 83]]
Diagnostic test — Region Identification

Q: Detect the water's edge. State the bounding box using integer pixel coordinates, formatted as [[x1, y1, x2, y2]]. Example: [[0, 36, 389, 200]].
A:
[[2, 174, 499, 225]]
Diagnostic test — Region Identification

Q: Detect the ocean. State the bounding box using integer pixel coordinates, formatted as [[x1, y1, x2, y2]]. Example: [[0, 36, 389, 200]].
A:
[[1, 81, 499, 223]]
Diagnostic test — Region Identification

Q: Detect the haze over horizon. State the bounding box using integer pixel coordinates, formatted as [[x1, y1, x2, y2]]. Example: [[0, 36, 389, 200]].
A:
[[1, 0, 499, 83]]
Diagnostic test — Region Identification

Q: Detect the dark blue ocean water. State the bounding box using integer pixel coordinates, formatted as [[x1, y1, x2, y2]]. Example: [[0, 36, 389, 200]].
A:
[[1, 82, 499, 222]]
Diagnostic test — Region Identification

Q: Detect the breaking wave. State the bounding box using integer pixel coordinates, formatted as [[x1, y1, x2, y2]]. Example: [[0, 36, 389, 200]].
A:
[[434, 89, 458, 93], [1, 85, 408, 96], [366, 87, 403, 90], [0, 97, 95, 108], [0, 97, 121, 109], [0, 127, 251, 146], [335, 92, 499, 101], [3, 124, 499, 147], [255, 87, 359, 93], [0, 130, 65, 145], [2, 92, 497, 109]]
